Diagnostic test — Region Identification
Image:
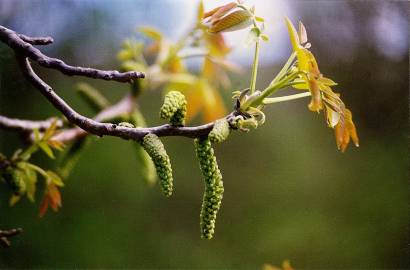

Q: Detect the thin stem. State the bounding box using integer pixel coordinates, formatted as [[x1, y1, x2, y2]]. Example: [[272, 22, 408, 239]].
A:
[[243, 71, 304, 109], [19, 144, 39, 161], [249, 39, 260, 94], [269, 52, 296, 86], [26, 163, 48, 177], [262, 92, 311, 104]]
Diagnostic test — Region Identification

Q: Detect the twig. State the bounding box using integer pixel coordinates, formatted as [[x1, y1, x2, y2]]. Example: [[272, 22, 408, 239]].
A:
[[18, 34, 54, 45], [0, 115, 63, 132], [0, 228, 22, 248], [17, 57, 233, 141], [0, 25, 235, 143], [0, 25, 144, 82], [51, 93, 136, 142]]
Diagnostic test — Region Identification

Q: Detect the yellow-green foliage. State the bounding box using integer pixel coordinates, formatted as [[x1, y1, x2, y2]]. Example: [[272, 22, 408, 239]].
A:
[[160, 91, 187, 126], [2, 168, 26, 196], [142, 134, 173, 196], [194, 138, 224, 239], [209, 119, 230, 143]]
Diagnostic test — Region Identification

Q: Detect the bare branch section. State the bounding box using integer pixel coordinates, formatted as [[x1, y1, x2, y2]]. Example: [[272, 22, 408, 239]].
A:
[[0, 25, 234, 142], [18, 34, 54, 45], [0, 228, 22, 248], [0, 26, 144, 82], [0, 115, 63, 132]]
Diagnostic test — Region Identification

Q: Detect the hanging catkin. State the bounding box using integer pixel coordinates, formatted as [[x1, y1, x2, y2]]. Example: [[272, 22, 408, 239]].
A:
[[142, 133, 173, 197], [194, 137, 224, 239]]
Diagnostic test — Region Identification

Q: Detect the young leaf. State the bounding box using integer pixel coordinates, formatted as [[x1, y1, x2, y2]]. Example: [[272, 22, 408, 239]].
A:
[[17, 162, 38, 202], [246, 27, 261, 46], [9, 195, 21, 206], [46, 170, 64, 187], [208, 10, 253, 33], [139, 26, 162, 41], [261, 34, 269, 42], [42, 120, 58, 141], [47, 139, 65, 151], [38, 141, 55, 159], [255, 16, 265, 22]]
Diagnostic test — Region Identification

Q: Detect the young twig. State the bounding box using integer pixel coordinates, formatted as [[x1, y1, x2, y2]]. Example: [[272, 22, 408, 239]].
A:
[[0, 26, 144, 82], [0, 228, 22, 248]]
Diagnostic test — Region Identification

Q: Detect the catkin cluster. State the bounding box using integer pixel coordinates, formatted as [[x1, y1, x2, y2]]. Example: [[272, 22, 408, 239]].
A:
[[2, 168, 26, 196], [142, 133, 173, 197], [160, 91, 187, 126], [195, 138, 224, 239], [209, 119, 231, 143]]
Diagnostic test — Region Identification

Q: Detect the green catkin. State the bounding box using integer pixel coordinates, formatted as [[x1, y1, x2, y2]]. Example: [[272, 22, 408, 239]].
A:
[[135, 144, 157, 185], [58, 137, 90, 179], [129, 109, 157, 185], [160, 91, 187, 126], [194, 138, 224, 239], [141, 134, 173, 196], [209, 119, 231, 143], [76, 82, 110, 112], [2, 168, 26, 196], [129, 109, 147, 128]]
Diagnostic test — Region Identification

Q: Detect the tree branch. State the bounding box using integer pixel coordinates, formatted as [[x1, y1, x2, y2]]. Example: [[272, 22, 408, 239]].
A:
[[0, 228, 22, 248], [0, 25, 236, 143], [17, 34, 54, 45], [16, 56, 233, 141], [0, 25, 144, 82], [0, 115, 63, 132]]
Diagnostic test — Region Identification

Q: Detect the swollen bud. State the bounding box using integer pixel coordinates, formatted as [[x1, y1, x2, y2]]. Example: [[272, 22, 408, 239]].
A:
[[194, 138, 224, 239], [209, 119, 230, 143], [141, 133, 173, 197], [160, 91, 187, 126]]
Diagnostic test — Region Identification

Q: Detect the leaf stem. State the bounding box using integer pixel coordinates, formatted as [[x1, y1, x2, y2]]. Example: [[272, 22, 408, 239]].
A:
[[269, 52, 296, 86], [262, 92, 311, 104], [249, 39, 260, 94]]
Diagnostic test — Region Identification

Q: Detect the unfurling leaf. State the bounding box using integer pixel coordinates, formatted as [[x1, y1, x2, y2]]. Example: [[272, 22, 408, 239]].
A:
[[39, 183, 62, 218], [208, 10, 253, 34]]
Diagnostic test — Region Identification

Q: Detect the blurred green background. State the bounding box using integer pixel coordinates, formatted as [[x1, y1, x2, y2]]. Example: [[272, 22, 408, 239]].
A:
[[0, 0, 408, 268]]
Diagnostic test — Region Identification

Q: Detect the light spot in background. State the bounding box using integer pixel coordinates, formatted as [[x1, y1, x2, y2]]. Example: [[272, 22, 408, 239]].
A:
[[203, 0, 292, 66], [371, 3, 408, 61]]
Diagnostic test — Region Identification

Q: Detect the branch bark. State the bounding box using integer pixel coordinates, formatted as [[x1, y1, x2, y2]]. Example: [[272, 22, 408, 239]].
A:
[[0, 25, 236, 143], [0, 26, 144, 82], [18, 34, 54, 45], [0, 115, 63, 132]]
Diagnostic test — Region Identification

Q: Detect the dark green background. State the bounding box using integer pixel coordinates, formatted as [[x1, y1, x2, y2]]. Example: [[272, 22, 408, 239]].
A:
[[0, 0, 408, 268]]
